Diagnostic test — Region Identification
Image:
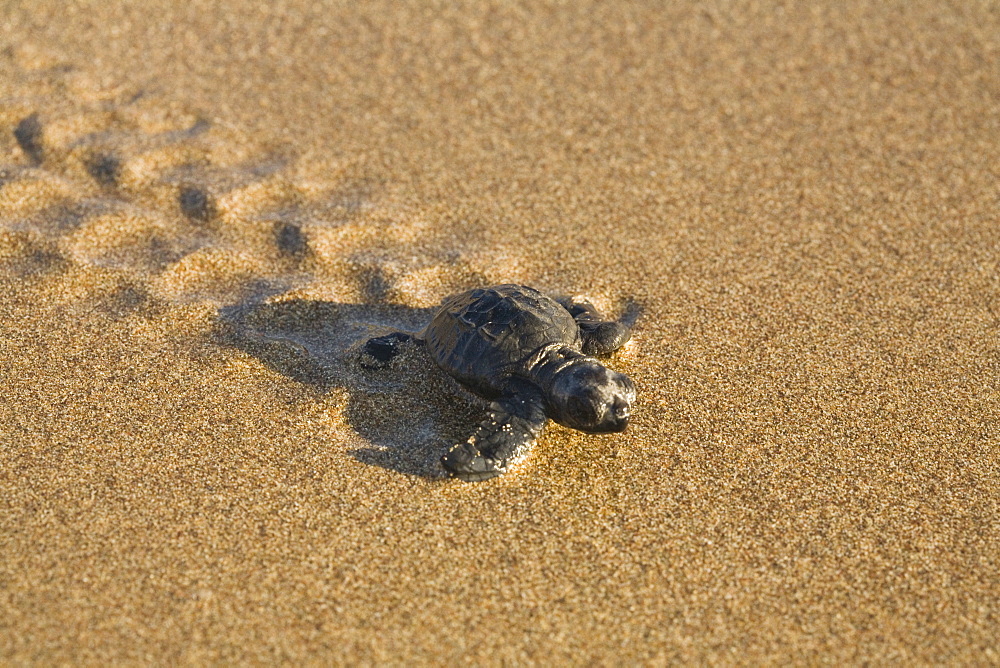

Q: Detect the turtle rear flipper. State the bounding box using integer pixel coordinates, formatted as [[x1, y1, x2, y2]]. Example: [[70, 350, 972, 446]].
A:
[[360, 331, 417, 368], [441, 386, 546, 482], [557, 297, 632, 356]]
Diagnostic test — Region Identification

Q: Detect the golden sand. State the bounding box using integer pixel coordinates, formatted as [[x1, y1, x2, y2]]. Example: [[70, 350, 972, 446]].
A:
[[1, 1, 998, 663]]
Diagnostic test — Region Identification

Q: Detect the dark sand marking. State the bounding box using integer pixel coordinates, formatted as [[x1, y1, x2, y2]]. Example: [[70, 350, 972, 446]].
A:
[[13, 113, 44, 164]]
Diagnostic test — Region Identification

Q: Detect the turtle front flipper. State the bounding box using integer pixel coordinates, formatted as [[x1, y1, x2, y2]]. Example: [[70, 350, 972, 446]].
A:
[[557, 297, 632, 357], [441, 386, 547, 482]]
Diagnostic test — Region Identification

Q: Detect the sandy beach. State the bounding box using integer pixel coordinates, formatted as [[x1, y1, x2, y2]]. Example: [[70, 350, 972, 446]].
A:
[[1, 1, 998, 663]]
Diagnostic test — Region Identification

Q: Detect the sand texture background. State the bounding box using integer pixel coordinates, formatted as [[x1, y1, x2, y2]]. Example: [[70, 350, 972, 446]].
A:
[[1, 0, 998, 663]]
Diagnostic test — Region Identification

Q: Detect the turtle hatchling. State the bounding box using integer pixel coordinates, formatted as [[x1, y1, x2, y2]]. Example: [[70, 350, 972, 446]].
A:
[[361, 284, 636, 482]]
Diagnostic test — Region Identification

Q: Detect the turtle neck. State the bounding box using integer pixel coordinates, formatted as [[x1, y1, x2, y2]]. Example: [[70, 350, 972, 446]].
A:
[[524, 343, 590, 394]]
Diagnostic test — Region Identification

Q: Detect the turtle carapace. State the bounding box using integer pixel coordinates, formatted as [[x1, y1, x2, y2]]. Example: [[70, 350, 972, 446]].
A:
[[361, 284, 636, 482]]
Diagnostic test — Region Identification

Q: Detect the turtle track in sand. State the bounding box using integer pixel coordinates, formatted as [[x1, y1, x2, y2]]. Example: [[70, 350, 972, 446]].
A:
[[0, 50, 508, 311], [0, 50, 519, 476]]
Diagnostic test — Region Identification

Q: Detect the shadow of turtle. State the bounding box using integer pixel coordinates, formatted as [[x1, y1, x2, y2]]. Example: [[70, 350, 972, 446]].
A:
[[217, 299, 485, 479], [620, 299, 644, 329]]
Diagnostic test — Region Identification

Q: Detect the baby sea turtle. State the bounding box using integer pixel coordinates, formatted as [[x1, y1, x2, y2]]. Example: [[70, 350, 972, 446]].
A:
[[361, 284, 636, 482]]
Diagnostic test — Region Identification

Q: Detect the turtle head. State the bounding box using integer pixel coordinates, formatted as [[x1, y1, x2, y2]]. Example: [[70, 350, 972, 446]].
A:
[[548, 360, 636, 434]]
